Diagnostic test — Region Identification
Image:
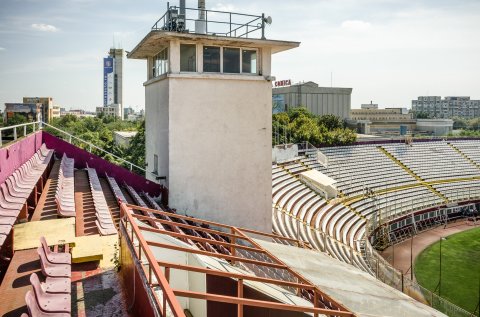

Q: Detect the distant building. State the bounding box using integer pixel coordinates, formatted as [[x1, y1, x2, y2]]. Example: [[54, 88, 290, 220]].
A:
[[124, 107, 135, 119], [113, 131, 137, 148], [61, 109, 95, 118], [103, 48, 123, 106], [23, 97, 53, 122], [350, 108, 412, 121], [272, 81, 352, 119], [96, 104, 123, 119], [348, 107, 414, 135], [4, 103, 43, 123], [348, 107, 452, 136], [361, 101, 378, 109], [51, 105, 61, 119], [412, 96, 480, 119]]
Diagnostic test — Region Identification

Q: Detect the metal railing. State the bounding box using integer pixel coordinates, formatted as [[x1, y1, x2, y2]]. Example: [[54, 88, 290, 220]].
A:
[[40, 122, 148, 176], [365, 207, 478, 317], [152, 5, 266, 39], [0, 121, 41, 147], [120, 203, 355, 317], [273, 195, 478, 316], [1, 121, 152, 178]]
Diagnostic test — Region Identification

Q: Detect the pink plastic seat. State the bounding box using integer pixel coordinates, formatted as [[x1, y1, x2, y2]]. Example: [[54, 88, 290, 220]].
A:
[[30, 273, 71, 313], [1, 183, 27, 203], [40, 237, 71, 265], [44, 277, 71, 294], [5, 178, 33, 199], [37, 248, 71, 278], [0, 215, 16, 225], [0, 224, 12, 235], [0, 190, 24, 210], [25, 290, 70, 317]]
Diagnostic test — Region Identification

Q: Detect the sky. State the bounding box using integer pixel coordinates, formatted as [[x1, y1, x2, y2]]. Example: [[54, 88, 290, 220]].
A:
[[0, 0, 479, 111]]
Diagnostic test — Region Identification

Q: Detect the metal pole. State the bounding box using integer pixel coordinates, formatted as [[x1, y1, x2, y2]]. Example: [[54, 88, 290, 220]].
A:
[[439, 237, 442, 297], [392, 242, 395, 267], [261, 13, 265, 39], [410, 234, 414, 280]]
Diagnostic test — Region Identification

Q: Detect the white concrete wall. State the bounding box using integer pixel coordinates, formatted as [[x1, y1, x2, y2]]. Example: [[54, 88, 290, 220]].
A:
[[167, 75, 273, 233], [145, 78, 169, 181]]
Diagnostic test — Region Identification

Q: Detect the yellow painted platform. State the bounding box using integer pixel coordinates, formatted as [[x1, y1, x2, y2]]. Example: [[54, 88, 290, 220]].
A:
[[14, 217, 76, 251], [71, 234, 119, 269]]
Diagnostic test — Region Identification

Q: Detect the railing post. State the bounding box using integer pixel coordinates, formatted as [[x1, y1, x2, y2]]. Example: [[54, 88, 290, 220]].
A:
[[24, 125, 27, 137], [237, 278, 243, 317], [69, 135, 72, 143], [13, 127, 17, 140], [164, 267, 171, 317], [130, 163, 133, 171], [261, 13, 265, 39]]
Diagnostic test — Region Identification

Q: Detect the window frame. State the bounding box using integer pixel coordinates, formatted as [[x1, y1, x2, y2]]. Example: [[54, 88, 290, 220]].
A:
[[180, 43, 197, 73], [201, 44, 258, 75], [152, 47, 169, 78]]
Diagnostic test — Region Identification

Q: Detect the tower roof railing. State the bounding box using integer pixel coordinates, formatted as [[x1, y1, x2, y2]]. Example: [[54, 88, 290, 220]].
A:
[[152, 5, 267, 39]]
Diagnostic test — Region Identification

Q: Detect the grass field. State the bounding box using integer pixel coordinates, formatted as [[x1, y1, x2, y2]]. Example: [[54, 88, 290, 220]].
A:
[[415, 227, 480, 315]]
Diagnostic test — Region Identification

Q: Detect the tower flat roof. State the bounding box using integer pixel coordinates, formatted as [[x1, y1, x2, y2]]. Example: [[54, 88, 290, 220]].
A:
[[127, 31, 300, 59]]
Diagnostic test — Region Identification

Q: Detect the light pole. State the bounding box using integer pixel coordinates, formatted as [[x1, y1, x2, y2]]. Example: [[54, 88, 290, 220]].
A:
[[410, 233, 414, 280], [435, 237, 447, 297]]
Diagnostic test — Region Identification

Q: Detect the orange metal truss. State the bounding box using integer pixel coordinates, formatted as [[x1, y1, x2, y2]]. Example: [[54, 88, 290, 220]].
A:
[[119, 202, 356, 317]]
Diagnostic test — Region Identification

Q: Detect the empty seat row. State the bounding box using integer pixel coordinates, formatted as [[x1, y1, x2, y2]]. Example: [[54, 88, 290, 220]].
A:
[[55, 153, 75, 217], [105, 173, 128, 203], [0, 144, 53, 249], [86, 166, 116, 235], [24, 237, 72, 316]]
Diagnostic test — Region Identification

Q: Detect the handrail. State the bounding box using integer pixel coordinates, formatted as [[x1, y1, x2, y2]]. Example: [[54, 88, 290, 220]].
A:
[[0, 121, 40, 147], [120, 203, 186, 317], [40, 122, 148, 175], [364, 200, 478, 317], [152, 5, 265, 39], [120, 203, 356, 317]]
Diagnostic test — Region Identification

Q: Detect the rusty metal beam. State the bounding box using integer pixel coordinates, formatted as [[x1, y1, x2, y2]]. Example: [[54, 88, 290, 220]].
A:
[[155, 260, 315, 290], [134, 216, 265, 253], [146, 240, 288, 269], [172, 289, 355, 317], [126, 203, 301, 243]]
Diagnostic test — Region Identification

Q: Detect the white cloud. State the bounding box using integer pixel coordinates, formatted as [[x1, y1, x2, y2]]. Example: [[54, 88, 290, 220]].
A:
[[341, 20, 372, 32], [31, 23, 59, 32], [0, 47, 5, 51]]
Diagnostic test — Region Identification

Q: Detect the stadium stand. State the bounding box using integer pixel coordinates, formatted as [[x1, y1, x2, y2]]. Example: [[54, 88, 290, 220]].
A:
[[86, 166, 117, 235], [55, 153, 75, 217]]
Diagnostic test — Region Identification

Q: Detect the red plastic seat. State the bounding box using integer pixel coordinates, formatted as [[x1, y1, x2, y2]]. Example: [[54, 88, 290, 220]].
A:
[[37, 247, 71, 278], [25, 291, 71, 317], [44, 277, 71, 294], [40, 237, 71, 265], [30, 273, 71, 313]]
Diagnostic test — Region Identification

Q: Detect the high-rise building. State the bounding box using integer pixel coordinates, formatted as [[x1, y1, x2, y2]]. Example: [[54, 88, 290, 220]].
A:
[[23, 97, 53, 122], [412, 96, 480, 118], [128, 4, 298, 232], [103, 48, 123, 106]]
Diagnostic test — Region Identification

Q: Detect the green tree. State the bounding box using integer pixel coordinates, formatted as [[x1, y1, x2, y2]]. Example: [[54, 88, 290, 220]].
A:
[[318, 114, 344, 130]]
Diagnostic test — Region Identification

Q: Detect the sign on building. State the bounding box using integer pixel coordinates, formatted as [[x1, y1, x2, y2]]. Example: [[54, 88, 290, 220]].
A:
[[103, 57, 115, 106]]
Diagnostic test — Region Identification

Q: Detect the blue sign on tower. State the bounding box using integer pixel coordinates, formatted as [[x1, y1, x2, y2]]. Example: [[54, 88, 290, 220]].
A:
[[103, 57, 114, 105]]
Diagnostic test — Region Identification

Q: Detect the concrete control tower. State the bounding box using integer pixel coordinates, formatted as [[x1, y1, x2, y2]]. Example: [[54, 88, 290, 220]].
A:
[[128, 1, 299, 232]]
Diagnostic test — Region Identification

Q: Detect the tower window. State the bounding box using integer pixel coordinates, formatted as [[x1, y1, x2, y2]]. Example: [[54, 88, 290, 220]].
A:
[[153, 47, 169, 77], [203, 46, 220, 72], [180, 44, 196, 72], [223, 48, 240, 73], [242, 49, 257, 74]]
